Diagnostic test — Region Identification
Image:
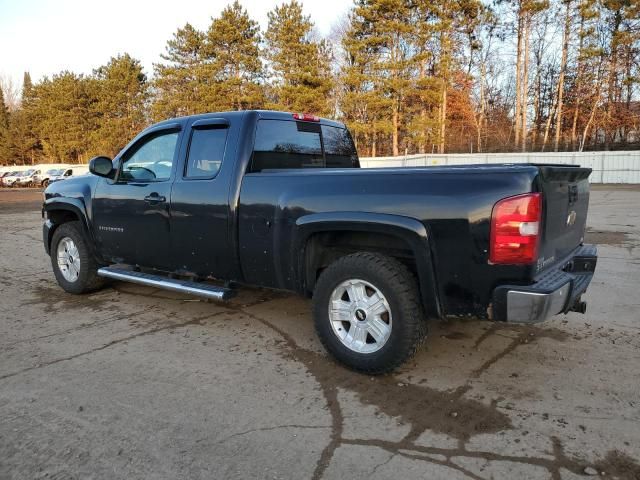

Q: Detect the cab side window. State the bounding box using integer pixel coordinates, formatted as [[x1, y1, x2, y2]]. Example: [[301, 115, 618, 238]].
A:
[[185, 127, 228, 179], [120, 131, 179, 182]]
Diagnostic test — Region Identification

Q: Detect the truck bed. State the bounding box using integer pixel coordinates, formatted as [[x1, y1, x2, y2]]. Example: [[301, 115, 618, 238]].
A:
[[238, 163, 590, 318]]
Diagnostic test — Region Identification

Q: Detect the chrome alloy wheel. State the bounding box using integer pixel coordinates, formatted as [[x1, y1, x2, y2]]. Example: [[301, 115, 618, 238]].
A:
[[57, 237, 80, 282], [328, 279, 393, 354]]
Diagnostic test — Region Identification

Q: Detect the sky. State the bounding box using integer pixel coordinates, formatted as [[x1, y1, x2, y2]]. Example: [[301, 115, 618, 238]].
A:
[[0, 0, 351, 89]]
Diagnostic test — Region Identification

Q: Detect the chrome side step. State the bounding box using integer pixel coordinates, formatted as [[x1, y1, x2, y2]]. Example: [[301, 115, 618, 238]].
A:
[[97, 267, 234, 301]]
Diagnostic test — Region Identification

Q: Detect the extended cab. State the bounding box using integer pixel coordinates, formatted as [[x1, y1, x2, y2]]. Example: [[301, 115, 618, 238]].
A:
[[42, 110, 597, 373]]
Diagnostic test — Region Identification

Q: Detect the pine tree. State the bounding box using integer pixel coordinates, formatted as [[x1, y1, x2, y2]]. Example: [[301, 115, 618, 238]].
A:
[[92, 54, 149, 156], [0, 88, 11, 164], [152, 23, 207, 120], [367, 0, 413, 156], [567, 0, 602, 150], [264, 0, 333, 115], [203, 1, 265, 111], [31, 72, 98, 163], [9, 72, 40, 165], [22, 72, 32, 97], [340, 2, 394, 156]]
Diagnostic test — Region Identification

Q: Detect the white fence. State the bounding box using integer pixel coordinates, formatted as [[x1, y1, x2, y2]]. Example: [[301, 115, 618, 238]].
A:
[[359, 151, 640, 183]]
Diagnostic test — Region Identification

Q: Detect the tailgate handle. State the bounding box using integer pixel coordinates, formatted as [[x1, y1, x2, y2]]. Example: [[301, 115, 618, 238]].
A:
[[568, 185, 578, 205]]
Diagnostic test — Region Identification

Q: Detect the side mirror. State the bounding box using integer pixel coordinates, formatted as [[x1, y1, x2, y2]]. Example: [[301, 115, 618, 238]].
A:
[[89, 156, 115, 178]]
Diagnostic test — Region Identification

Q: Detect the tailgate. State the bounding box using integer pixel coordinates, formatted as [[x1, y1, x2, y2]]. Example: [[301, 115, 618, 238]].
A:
[[535, 165, 591, 273]]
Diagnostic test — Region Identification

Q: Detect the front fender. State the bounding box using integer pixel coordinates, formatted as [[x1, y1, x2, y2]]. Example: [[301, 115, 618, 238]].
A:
[[42, 197, 94, 254], [293, 211, 442, 319]]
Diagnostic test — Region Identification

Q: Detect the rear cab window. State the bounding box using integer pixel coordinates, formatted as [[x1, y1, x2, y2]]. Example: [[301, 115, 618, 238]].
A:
[[250, 119, 358, 172]]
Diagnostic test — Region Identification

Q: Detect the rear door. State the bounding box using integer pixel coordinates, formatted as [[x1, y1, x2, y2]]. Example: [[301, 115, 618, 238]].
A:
[[168, 117, 238, 279], [536, 165, 591, 273], [240, 118, 359, 288]]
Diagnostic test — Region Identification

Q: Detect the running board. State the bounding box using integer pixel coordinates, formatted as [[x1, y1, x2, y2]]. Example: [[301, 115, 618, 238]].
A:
[[97, 267, 235, 301]]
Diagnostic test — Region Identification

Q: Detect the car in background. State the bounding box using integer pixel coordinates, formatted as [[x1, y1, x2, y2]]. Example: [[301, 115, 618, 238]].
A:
[[36, 168, 66, 187], [48, 165, 90, 184], [0, 171, 14, 186], [14, 169, 43, 187], [1, 166, 39, 187], [1, 171, 23, 187]]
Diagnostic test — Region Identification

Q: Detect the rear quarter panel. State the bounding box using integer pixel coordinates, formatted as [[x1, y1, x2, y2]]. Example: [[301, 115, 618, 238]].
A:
[[238, 166, 540, 318]]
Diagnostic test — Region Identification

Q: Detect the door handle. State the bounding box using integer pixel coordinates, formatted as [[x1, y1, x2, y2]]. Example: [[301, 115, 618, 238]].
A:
[[144, 193, 166, 203]]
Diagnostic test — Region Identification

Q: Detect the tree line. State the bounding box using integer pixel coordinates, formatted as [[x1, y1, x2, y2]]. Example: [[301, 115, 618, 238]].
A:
[[0, 0, 639, 165]]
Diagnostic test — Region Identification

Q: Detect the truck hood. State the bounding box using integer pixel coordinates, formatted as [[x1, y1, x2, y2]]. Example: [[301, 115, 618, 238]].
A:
[[44, 174, 99, 200]]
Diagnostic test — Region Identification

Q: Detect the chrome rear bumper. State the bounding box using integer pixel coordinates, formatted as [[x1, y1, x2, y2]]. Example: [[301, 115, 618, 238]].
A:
[[506, 285, 570, 323], [492, 244, 597, 323]]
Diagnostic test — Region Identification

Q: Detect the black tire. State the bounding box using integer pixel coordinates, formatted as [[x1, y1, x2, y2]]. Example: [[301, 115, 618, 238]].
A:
[[312, 252, 427, 374], [50, 221, 105, 294], [42, 179, 49, 187]]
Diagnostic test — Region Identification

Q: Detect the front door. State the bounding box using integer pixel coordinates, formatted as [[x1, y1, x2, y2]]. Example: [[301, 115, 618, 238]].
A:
[[93, 127, 181, 269]]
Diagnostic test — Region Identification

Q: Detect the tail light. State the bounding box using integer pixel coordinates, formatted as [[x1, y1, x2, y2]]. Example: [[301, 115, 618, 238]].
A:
[[292, 113, 320, 122], [489, 193, 542, 264]]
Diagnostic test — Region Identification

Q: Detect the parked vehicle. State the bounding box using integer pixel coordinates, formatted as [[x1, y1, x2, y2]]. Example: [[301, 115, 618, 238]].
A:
[[48, 165, 90, 184], [0, 171, 14, 187], [2, 171, 24, 187], [42, 110, 598, 373], [14, 168, 43, 187], [1, 166, 33, 187], [34, 167, 64, 187], [0, 167, 15, 182]]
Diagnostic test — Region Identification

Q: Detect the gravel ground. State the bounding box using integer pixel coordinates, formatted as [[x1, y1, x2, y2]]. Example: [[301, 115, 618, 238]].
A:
[[0, 186, 639, 480]]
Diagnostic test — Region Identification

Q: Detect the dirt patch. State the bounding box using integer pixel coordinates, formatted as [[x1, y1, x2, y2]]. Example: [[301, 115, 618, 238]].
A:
[[239, 307, 639, 480], [291, 347, 512, 441], [442, 331, 470, 340], [0, 188, 44, 214], [471, 322, 572, 349], [585, 228, 632, 246], [595, 450, 640, 480], [19, 283, 113, 313], [236, 309, 513, 479]]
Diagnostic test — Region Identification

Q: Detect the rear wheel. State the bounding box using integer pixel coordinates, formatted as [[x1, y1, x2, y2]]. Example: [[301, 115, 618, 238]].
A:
[[313, 252, 426, 374], [50, 221, 105, 294]]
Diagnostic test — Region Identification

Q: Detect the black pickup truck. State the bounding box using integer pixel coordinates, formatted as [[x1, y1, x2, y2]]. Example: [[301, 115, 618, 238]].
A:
[[42, 110, 597, 373]]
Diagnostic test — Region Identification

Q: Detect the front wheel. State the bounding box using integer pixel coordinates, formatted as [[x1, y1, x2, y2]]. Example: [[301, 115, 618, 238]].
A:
[[312, 252, 427, 374], [50, 221, 105, 294]]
